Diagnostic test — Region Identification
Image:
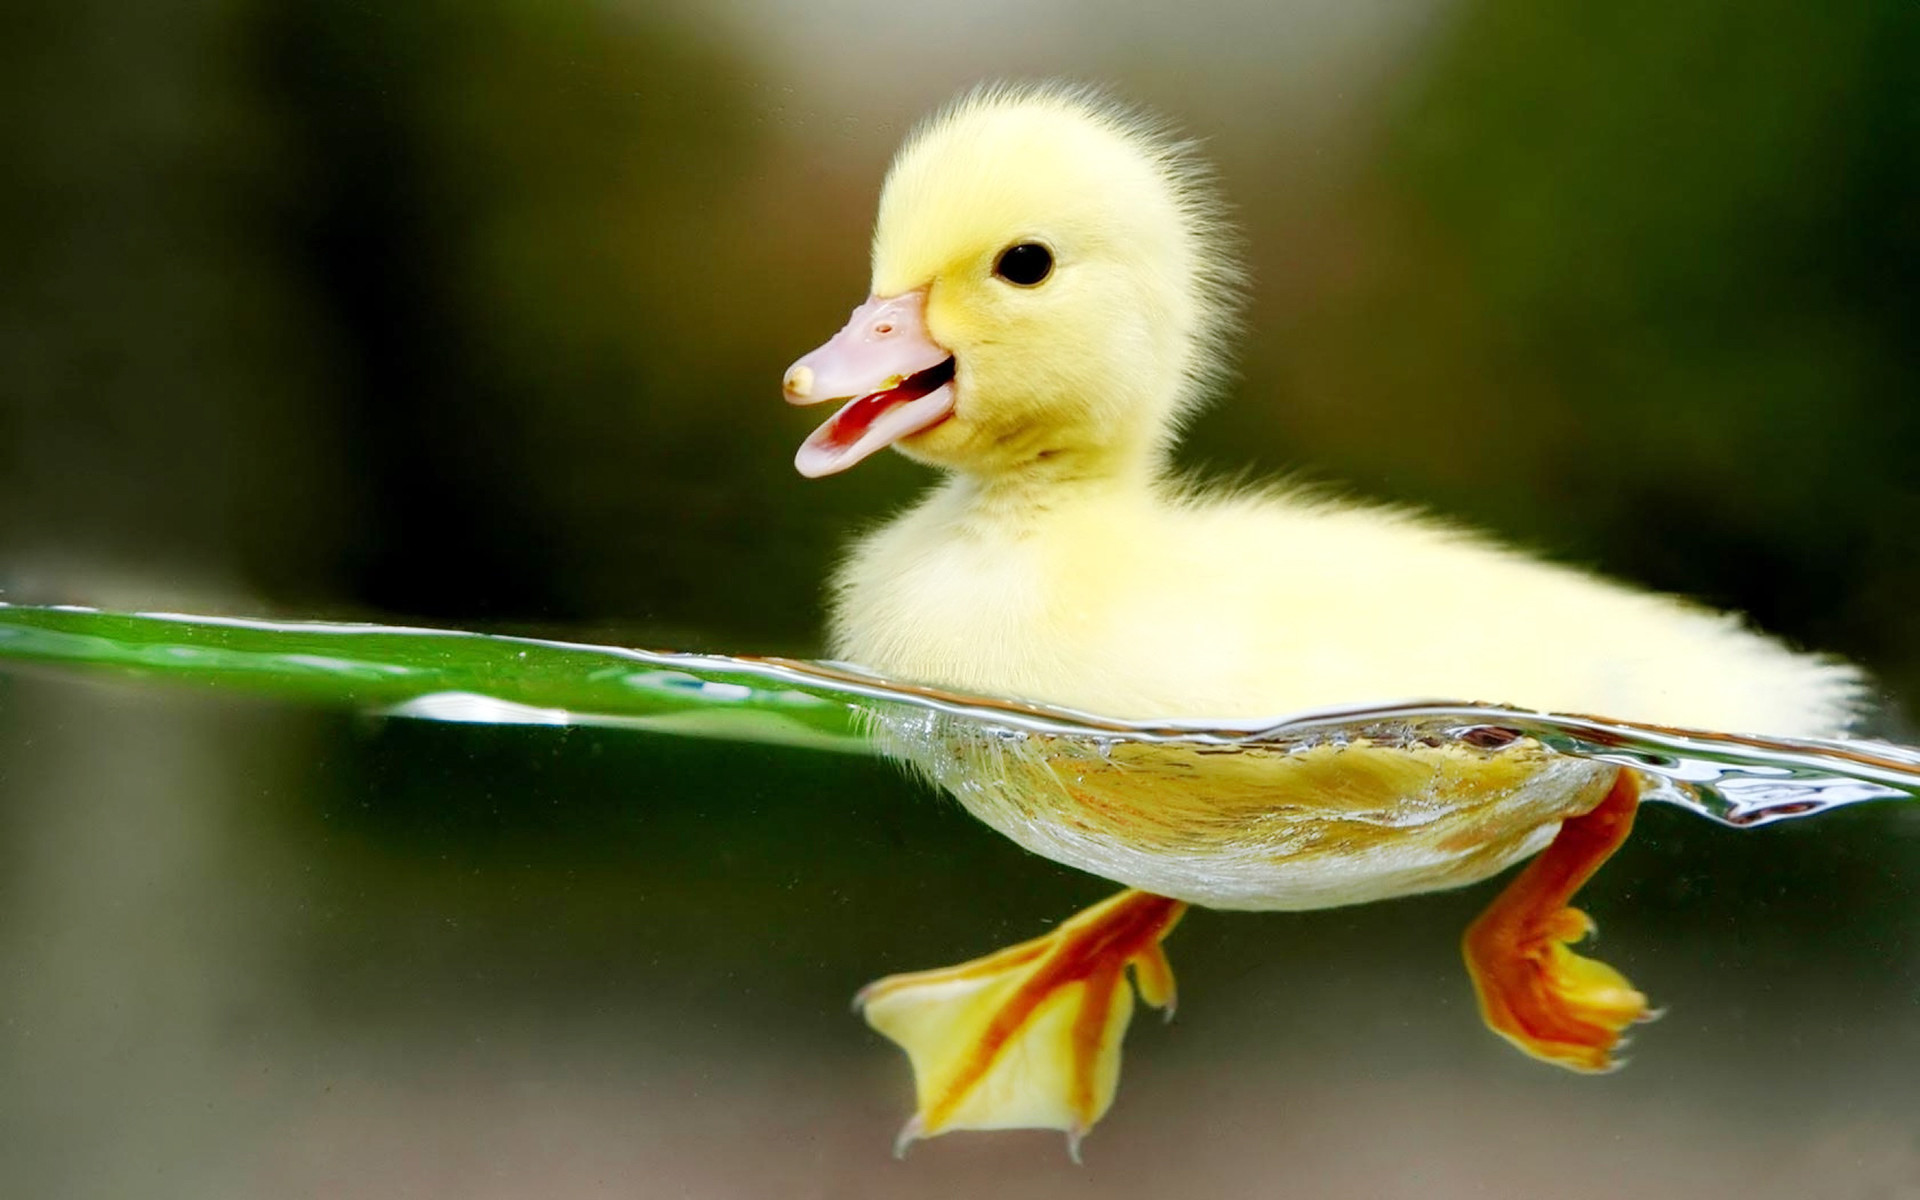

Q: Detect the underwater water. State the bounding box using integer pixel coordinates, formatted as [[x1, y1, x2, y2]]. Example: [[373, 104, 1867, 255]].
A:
[[0, 606, 1916, 1198]]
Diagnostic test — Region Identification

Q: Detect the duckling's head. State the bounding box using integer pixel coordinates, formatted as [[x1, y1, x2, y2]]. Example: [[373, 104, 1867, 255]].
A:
[[784, 84, 1241, 483]]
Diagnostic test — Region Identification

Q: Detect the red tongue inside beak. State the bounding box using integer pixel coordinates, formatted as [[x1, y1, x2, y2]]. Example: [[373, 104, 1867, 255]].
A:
[[817, 358, 957, 451]]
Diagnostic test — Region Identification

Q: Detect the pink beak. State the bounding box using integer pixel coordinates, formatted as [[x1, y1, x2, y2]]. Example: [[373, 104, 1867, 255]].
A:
[[782, 290, 956, 478]]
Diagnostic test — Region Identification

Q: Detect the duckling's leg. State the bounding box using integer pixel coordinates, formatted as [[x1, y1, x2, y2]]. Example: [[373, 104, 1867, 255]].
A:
[[854, 889, 1185, 1160], [1463, 769, 1656, 1071]]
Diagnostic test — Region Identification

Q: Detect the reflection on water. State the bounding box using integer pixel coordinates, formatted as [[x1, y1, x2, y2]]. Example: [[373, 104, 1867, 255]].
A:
[[5, 604, 1917, 829]]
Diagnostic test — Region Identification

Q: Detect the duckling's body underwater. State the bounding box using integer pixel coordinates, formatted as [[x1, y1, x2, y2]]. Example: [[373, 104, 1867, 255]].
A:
[[781, 84, 1864, 1156]]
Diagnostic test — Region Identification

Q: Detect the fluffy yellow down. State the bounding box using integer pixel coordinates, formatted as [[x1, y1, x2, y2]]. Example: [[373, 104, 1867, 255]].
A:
[[830, 83, 1861, 737]]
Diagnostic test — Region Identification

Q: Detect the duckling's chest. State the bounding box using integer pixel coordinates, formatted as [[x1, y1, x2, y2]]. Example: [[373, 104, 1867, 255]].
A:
[[829, 510, 1070, 696]]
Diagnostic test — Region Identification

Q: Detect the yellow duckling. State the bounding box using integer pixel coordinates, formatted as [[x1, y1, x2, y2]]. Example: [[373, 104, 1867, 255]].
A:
[[782, 83, 1862, 1157]]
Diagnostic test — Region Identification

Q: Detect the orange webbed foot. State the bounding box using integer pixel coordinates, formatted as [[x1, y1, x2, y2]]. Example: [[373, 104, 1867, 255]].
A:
[[854, 889, 1185, 1160], [1463, 770, 1657, 1071], [1465, 899, 1656, 1071]]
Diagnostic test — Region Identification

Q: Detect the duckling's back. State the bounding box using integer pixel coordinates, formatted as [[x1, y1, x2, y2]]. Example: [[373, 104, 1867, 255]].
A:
[[830, 479, 1864, 738]]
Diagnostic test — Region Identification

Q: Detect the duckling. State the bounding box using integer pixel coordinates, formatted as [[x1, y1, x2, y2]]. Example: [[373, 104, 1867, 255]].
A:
[[782, 83, 1863, 1156]]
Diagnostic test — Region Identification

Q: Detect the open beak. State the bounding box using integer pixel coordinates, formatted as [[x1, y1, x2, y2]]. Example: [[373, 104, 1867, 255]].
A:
[[782, 289, 956, 478]]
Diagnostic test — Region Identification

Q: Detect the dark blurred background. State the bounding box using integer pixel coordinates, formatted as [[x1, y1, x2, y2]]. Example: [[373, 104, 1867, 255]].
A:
[[2, 1, 1916, 1196]]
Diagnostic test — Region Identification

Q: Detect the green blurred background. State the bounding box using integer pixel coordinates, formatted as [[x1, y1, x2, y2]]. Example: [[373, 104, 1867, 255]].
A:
[[2, 0, 1916, 1196]]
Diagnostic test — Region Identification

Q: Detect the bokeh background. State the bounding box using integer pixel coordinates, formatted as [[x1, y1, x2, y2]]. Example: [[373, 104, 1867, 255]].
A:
[[2, 1, 1916, 1197]]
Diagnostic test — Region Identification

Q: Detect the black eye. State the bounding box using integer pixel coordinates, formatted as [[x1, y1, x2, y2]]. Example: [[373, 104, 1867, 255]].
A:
[[993, 242, 1054, 287]]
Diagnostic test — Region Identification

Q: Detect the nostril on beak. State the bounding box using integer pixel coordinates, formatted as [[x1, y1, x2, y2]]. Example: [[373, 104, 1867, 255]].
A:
[[783, 364, 814, 400], [874, 322, 894, 336]]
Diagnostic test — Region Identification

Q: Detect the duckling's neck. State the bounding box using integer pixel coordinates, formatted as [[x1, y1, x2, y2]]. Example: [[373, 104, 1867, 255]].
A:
[[940, 448, 1164, 536]]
